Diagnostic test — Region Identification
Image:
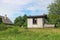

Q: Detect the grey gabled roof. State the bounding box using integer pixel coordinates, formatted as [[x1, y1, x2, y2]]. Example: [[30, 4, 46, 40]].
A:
[[0, 16, 13, 25]]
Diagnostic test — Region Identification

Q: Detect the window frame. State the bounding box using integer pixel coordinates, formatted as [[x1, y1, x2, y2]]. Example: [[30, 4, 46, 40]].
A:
[[33, 18, 37, 24]]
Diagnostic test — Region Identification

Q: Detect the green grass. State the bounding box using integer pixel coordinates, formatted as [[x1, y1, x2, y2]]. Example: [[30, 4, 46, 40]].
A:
[[0, 27, 60, 40]]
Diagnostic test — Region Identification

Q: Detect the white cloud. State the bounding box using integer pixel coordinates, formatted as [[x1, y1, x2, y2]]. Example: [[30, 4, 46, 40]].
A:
[[26, 0, 54, 11], [2, 0, 11, 3], [0, 0, 54, 22], [0, 0, 34, 16], [1, 0, 33, 5]]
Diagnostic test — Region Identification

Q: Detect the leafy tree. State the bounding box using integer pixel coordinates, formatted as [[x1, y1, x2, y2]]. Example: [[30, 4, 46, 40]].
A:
[[14, 14, 27, 28], [14, 16, 23, 27], [48, 0, 60, 27], [22, 14, 27, 28]]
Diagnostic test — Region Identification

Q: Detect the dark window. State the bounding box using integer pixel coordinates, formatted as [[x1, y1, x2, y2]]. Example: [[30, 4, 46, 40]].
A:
[[33, 18, 37, 24], [0, 18, 2, 23]]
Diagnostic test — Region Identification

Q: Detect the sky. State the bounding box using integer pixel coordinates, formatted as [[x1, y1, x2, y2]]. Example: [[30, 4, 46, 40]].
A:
[[0, 0, 54, 22]]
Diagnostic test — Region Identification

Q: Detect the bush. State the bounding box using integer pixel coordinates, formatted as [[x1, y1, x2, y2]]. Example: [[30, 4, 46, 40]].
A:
[[7, 27, 19, 34], [14, 14, 27, 28], [56, 23, 60, 28], [0, 23, 7, 30]]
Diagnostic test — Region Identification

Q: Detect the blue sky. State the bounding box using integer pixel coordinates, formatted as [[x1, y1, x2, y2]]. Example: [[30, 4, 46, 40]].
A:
[[0, 0, 54, 22]]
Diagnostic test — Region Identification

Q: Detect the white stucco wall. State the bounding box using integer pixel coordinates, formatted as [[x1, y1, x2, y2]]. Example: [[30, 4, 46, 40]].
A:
[[27, 18, 44, 28], [44, 24, 55, 28]]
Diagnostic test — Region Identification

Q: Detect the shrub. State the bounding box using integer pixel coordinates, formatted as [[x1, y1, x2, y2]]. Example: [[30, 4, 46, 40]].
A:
[[0, 23, 7, 30], [7, 27, 19, 34], [56, 23, 60, 28]]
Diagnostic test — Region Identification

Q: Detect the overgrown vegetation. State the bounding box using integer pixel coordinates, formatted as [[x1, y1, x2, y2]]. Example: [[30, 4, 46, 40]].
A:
[[0, 27, 60, 40], [47, 0, 60, 27], [0, 18, 2, 24], [0, 23, 8, 30], [14, 14, 27, 28], [0, 0, 60, 40]]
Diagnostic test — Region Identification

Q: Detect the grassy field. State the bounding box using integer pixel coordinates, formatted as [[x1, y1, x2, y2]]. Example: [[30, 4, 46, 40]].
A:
[[0, 27, 60, 40]]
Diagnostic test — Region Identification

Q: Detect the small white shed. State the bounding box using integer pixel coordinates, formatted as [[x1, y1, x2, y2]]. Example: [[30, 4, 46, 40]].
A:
[[27, 15, 47, 28], [27, 15, 55, 28]]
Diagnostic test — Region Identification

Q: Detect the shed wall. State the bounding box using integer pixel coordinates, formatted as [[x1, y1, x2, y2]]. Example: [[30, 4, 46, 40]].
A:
[[27, 18, 44, 28]]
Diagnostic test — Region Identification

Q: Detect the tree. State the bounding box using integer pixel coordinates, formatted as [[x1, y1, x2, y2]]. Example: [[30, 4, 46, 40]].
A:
[[22, 14, 27, 28], [14, 14, 27, 28], [14, 16, 23, 27], [48, 0, 60, 27]]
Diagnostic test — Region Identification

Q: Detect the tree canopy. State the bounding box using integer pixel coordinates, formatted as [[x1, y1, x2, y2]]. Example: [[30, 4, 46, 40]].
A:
[[48, 0, 60, 27], [14, 14, 27, 28]]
